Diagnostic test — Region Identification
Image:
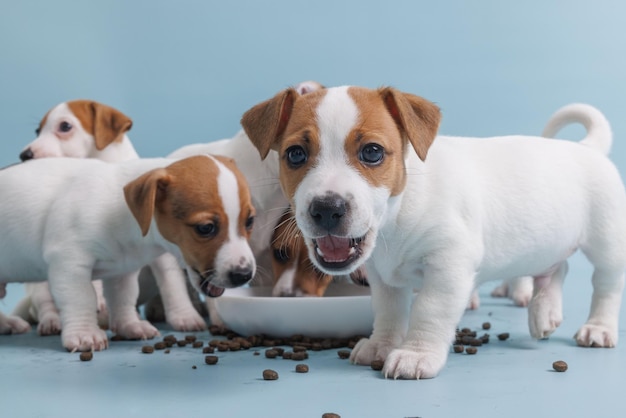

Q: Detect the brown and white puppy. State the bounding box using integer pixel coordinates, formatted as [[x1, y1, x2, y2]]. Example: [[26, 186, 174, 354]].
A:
[[12, 100, 207, 335], [0, 155, 256, 351], [241, 86, 626, 380]]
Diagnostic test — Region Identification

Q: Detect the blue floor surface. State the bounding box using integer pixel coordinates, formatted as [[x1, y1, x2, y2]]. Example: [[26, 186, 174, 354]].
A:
[[0, 253, 623, 418]]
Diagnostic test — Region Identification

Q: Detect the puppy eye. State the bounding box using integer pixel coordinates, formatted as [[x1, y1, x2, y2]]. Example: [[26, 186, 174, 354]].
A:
[[245, 216, 255, 231], [194, 222, 217, 237], [58, 121, 73, 133], [285, 145, 308, 168], [273, 248, 290, 263], [359, 143, 384, 165]]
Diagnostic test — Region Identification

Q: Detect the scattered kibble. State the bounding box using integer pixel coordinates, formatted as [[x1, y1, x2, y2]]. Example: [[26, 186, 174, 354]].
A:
[[337, 350, 351, 359], [185, 335, 197, 342], [265, 349, 279, 359], [453, 345, 464, 353], [142, 345, 154, 354], [465, 347, 478, 355], [497, 333, 510, 341], [205, 355, 219, 365], [154, 342, 166, 350], [552, 360, 568, 372], [371, 360, 384, 371], [263, 369, 279, 380], [79, 352, 93, 362], [322, 414, 341, 418], [482, 322, 491, 330], [295, 364, 309, 373], [192, 365, 197, 369]]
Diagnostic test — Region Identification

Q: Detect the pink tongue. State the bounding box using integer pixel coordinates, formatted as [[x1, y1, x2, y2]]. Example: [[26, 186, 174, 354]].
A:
[[316, 236, 351, 262], [208, 285, 225, 298]]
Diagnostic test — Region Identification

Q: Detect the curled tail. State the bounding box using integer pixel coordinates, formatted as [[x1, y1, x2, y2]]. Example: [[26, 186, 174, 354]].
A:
[[542, 103, 612, 156]]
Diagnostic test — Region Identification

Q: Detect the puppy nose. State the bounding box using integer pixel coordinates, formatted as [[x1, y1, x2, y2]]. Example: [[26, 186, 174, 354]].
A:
[[309, 194, 347, 231], [228, 267, 253, 287], [19, 148, 34, 161]]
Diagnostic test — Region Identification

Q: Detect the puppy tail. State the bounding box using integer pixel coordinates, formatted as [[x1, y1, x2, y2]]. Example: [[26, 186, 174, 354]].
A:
[[542, 103, 612, 155]]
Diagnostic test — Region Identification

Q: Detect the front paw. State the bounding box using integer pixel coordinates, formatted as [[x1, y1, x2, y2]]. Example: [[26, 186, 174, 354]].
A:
[[0, 315, 31, 335], [528, 293, 562, 339], [167, 309, 207, 332], [37, 312, 62, 336], [382, 347, 448, 379], [350, 337, 397, 365], [575, 323, 618, 348], [62, 326, 108, 352], [113, 319, 159, 340]]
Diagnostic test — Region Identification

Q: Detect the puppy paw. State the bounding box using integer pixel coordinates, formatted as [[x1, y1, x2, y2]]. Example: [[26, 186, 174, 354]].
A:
[[113, 320, 159, 340], [575, 323, 617, 348], [350, 337, 396, 365], [509, 277, 533, 307], [490, 282, 509, 298], [528, 296, 562, 339], [167, 309, 207, 332], [382, 347, 447, 379], [62, 326, 109, 352], [37, 312, 62, 336], [0, 315, 31, 334]]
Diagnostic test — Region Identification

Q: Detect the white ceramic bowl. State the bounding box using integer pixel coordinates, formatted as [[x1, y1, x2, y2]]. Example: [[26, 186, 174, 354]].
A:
[[212, 284, 373, 338]]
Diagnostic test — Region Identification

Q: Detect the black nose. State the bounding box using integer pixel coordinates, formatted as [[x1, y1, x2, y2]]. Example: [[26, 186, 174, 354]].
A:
[[228, 267, 253, 287], [309, 193, 347, 231], [19, 148, 34, 161]]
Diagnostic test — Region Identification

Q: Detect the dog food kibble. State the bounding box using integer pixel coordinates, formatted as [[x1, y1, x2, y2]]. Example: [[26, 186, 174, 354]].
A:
[[177, 340, 188, 347], [204, 355, 219, 365], [272, 347, 285, 356], [265, 349, 279, 359], [453, 345, 464, 353], [154, 342, 166, 350], [282, 351, 293, 360], [482, 322, 491, 330], [185, 335, 197, 343], [192, 365, 197, 369], [322, 414, 341, 418], [465, 347, 478, 355], [337, 350, 351, 359], [192, 341, 203, 348], [469, 338, 483, 347], [480, 334, 490, 344], [497, 333, 510, 341], [293, 345, 307, 353], [209, 339, 221, 347], [295, 364, 309, 373], [203, 346, 214, 354], [164, 349, 170, 354], [228, 342, 241, 351], [217, 344, 229, 352], [163, 335, 177, 343], [370, 360, 384, 371], [552, 360, 568, 372], [253, 351, 260, 356], [291, 351, 307, 361], [142, 345, 155, 354], [263, 369, 279, 380], [110, 335, 125, 342], [79, 352, 93, 362]]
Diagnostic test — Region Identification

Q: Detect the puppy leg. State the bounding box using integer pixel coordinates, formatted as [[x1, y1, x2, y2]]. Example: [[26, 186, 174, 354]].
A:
[[103, 271, 159, 340], [92, 280, 109, 329], [491, 276, 534, 307], [27, 282, 62, 336], [350, 268, 411, 366], [528, 262, 566, 339], [382, 264, 475, 379], [149, 253, 206, 331], [0, 310, 31, 334], [467, 289, 480, 310], [575, 267, 624, 347], [48, 261, 108, 351]]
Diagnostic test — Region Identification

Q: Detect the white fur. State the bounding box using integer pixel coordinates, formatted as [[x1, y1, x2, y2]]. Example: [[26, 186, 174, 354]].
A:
[[289, 90, 626, 379]]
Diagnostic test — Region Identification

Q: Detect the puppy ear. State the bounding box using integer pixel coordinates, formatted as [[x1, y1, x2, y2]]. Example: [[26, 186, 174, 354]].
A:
[[379, 88, 441, 161], [123, 168, 170, 236], [241, 88, 297, 160], [91, 102, 133, 150]]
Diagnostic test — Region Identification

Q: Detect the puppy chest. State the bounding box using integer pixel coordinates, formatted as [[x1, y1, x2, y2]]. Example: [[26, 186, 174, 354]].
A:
[[92, 245, 165, 279]]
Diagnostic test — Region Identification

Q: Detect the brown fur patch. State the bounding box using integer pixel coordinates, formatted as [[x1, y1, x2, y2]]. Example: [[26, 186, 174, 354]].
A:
[[68, 100, 133, 149]]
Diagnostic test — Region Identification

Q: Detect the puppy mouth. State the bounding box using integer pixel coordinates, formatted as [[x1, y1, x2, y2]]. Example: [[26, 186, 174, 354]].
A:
[[194, 269, 225, 298], [312, 235, 365, 271]]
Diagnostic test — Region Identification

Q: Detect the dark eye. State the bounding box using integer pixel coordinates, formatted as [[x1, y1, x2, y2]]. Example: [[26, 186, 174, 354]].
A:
[[59, 121, 73, 133], [194, 222, 217, 237], [285, 145, 308, 168], [359, 143, 384, 165], [245, 216, 254, 230], [273, 248, 290, 263]]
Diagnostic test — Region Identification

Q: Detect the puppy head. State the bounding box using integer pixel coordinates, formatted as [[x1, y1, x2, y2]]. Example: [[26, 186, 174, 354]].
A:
[[242, 86, 440, 275], [20, 100, 132, 161], [271, 209, 333, 297], [124, 155, 256, 297]]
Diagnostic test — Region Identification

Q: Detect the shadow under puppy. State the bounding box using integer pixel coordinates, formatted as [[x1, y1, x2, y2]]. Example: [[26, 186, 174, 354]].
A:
[[0, 154, 256, 351], [12, 100, 207, 334]]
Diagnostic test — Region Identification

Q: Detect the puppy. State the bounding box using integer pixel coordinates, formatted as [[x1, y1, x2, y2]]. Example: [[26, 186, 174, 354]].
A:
[[241, 86, 626, 379], [13, 100, 207, 334], [0, 155, 256, 351]]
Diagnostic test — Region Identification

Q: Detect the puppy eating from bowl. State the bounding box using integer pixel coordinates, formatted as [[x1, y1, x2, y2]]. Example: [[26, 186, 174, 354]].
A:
[[0, 155, 256, 351], [241, 85, 626, 379]]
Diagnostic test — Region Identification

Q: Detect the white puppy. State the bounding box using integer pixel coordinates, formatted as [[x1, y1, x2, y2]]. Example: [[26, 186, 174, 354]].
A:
[[241, 86, 626, 379], [13, 100, 207, 333], [0, 155, 256, 351]]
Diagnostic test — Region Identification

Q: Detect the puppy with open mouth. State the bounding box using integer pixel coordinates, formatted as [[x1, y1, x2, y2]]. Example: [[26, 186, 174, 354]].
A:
[[241, 85, 626, 379]]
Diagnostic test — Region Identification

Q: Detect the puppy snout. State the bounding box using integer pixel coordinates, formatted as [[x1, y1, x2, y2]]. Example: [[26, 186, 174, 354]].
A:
[[309, 193, 347, 232], [19, 148, 34, 161], [228, 266, 253, 287]]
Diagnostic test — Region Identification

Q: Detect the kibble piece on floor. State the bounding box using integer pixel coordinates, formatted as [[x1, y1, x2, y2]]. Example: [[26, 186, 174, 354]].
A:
[[337, 350, 351, 359], [192, 365, 197, 369], [164, 349, 171, 354], [79, 352, 93, 362], [177, 340, 188, 347], [192, 341, 204, 348], [482, 322, 491, 330], [185, 335, 197, 342], [203, 346, 214, 354], [552, 360, 568, 372], [295, 364, 309, 373], [282, 351, 293, 359], [265, 349, 278, 358], [205, 355, 219, 365], [370, 360, 384, 371], [163, 335, 177, 343], [142, 345, 155, 354], [453, 345, 464, 353], [291, 352, 307, 361], [322, 412, 341, 418], [497, 333, 510, 341], [465, 347, 478, 354], [263, 369, 279, 380], [154, 342, 166, 350]]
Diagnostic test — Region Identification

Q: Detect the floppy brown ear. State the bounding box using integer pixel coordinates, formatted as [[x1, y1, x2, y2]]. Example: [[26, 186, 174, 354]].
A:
[[123, 168, 170, 236], [379, 88, 441, 161], [91, 102, 133, 150], [240, 88, 297, 160]]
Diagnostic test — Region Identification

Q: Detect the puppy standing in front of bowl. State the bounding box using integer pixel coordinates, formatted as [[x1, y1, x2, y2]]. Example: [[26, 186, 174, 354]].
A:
[[241, 85, 626, 379]]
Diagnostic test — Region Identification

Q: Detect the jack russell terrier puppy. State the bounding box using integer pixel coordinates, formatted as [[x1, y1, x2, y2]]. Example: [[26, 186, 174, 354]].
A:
[[13, 100, 207, 334], [0, 154, 256, 351], [241, 85, 626, 379]]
